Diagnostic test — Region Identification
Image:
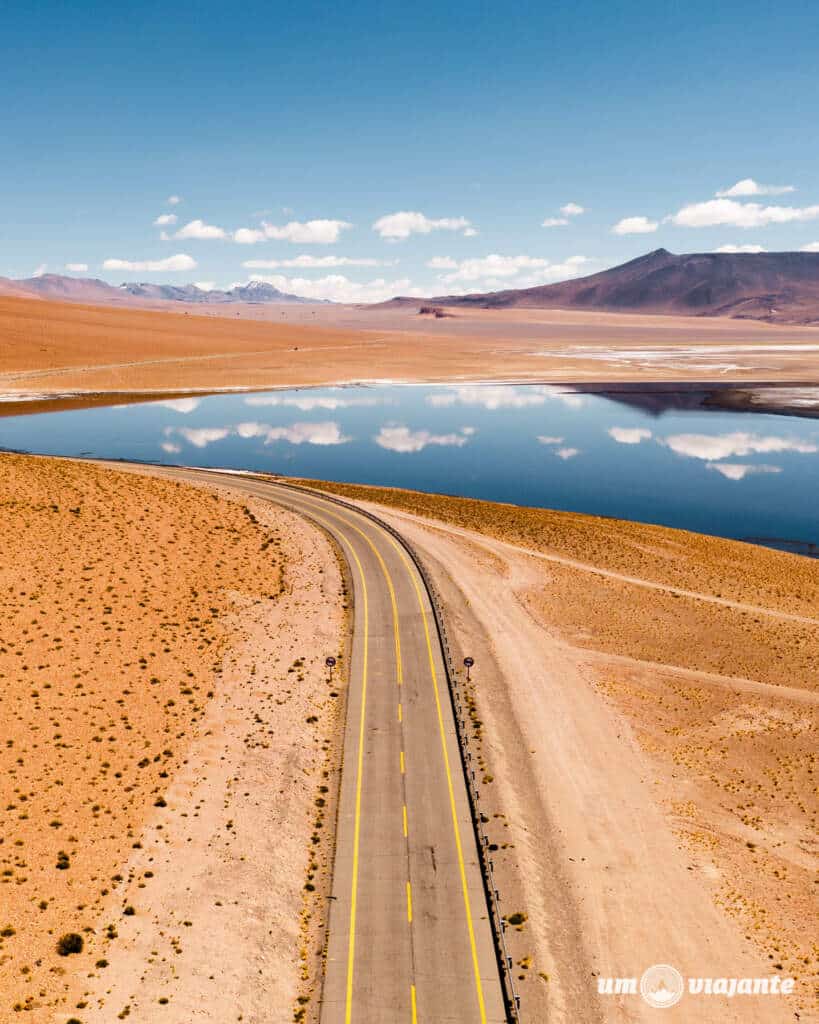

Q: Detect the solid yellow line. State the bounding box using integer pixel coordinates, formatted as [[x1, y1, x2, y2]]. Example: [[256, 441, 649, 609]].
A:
[[406, 880, 413, 923], [300, 512, 369, 1024], [411, 984, 418, 1023], [277, 493, 484, 1016], [381, 530, 489, 1024], [403, 803, 408, 837], [398, 701, 403, 723], [400, 750, 405, 774]]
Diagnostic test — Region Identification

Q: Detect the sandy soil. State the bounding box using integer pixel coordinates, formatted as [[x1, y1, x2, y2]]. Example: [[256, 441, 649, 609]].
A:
[[295, 480, 818, 1023], [0, 455, 345, 1024], [2, 294, 819, 401]]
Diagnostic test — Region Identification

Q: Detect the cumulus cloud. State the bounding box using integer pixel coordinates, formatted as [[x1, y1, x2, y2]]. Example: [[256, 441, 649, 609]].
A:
[[713, 244, 767, 254], [663, 431, 817, 460], [608, 427, 653, 444], [154, 213, 178, 226], [715, 178, 795, 198], [800, 242, 819, 252], [554, 447, 580, 460], [264, 421, 350, 445], [241, 255, 390, 269], [157, 398, 201, 414], [245, 273, 420, 304], [429, 385, 548, 410], [176, 426, 230, 448], [537, 435, 564, 445], [372, 211, 473, 240], [667, 199, 819, 229], [102, 253, 197, 272], [244, 393, 380, 411], [612, 216, 659, 235], [167, 195, 182, 205], [428, 384, 583, 410], [706, 462, 782, 481], [160, 441, 181, 454], [435, 254, 590, 286], [542, 203, 584, 228], [173, 219, 227, 240], [64, 262, 88, 272], [375, 424, 474, 453], [234, 219, 351, 245], [426, 256, 458, 269]]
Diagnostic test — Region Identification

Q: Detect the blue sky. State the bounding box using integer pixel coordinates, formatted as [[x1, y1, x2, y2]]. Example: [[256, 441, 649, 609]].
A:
[[3, 0, 818, 301]]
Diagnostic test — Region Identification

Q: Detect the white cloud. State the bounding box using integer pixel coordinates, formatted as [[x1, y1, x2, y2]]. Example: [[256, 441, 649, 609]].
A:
[[436, 254, 590, 286], [555, 447, 580, 460], [157, 398, 201, 413], [663, 431, 817, 461], [264, 421, 350, 445], [193, 281, 217, 291], [608, 427, 653, 444], [541, 217, 569, 228], [375, 424, 473, 453], [65, 262, 88, 272], [429, 384, 584, 410], [233, 227, 266, 245], [429, 385, 548, 410], [244, 393, 379, 411], [426, 256, 458, 269], [32, 263, 48, 277], [234, 219, 351, 245], [372, 211, 473, 240], [154, 213, 178, 226], [241, 255, 389, 269], [667, 198, 819, 229], [713, 244, 767, 254], [160, 441, 182, 454], [715, 178, 795, 198], [537, 435, 565, 445], [706, 462, 782, 481], [246, 273, 420, 304], [463, 227, 478, 237], [176, 426, 230, 448], [174, 219, 227, 240], [612, 216, 659, 235], [102, 253, 197, 272], [167, 195, 182, 205], [561, 203, 585, 217], [800, 242, 819, 252]]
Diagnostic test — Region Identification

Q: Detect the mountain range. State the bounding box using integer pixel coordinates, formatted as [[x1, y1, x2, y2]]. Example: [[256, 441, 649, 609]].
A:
[[0, 274, 318, 305], [391, 249, 819, 323]]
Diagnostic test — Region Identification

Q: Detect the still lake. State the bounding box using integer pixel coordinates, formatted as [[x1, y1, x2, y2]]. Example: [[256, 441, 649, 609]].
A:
[[2, 383, 817, 552]]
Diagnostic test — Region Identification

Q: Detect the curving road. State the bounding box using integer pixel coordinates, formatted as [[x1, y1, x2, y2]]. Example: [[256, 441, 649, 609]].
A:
[[144, 469, 507, 1024]]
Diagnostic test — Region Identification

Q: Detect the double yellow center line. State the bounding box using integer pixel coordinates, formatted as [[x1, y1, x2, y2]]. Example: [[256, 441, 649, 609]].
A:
[[284, 491, 487, 1024]]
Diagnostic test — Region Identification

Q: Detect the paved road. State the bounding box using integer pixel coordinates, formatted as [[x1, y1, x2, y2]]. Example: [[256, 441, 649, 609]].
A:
[[149, 469, 507, 1023]]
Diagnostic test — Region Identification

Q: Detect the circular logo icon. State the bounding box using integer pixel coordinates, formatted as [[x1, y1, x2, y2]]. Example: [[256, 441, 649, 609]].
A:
[[640, 964, 684, 1009]]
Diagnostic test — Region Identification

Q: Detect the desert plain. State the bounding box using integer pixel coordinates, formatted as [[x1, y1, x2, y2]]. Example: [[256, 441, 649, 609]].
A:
[[1, 292, 818, 1024], [3, 293, 819, 410]]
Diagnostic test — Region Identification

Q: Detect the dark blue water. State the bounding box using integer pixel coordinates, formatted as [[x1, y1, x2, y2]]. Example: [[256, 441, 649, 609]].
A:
[[2, 384, 817, 549]]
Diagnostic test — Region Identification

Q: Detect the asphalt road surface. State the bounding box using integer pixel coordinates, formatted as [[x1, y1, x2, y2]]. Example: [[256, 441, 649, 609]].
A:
[[148, 469, 507, 1023]]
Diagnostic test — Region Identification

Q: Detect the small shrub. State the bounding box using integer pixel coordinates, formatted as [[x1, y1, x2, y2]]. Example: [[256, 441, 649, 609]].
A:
[[56, 933, 84, 956]]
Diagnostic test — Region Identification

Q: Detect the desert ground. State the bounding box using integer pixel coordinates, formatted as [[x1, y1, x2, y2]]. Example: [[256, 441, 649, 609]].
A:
[[293, 479, 819, 1022], [3, 294, 819, 405], [0, 454, 346, 1024]]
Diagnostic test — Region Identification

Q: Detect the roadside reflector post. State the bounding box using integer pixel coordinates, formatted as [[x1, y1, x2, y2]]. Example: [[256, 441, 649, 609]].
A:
[[325, 655, 336, 683], [463, 655, 474, 682]]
